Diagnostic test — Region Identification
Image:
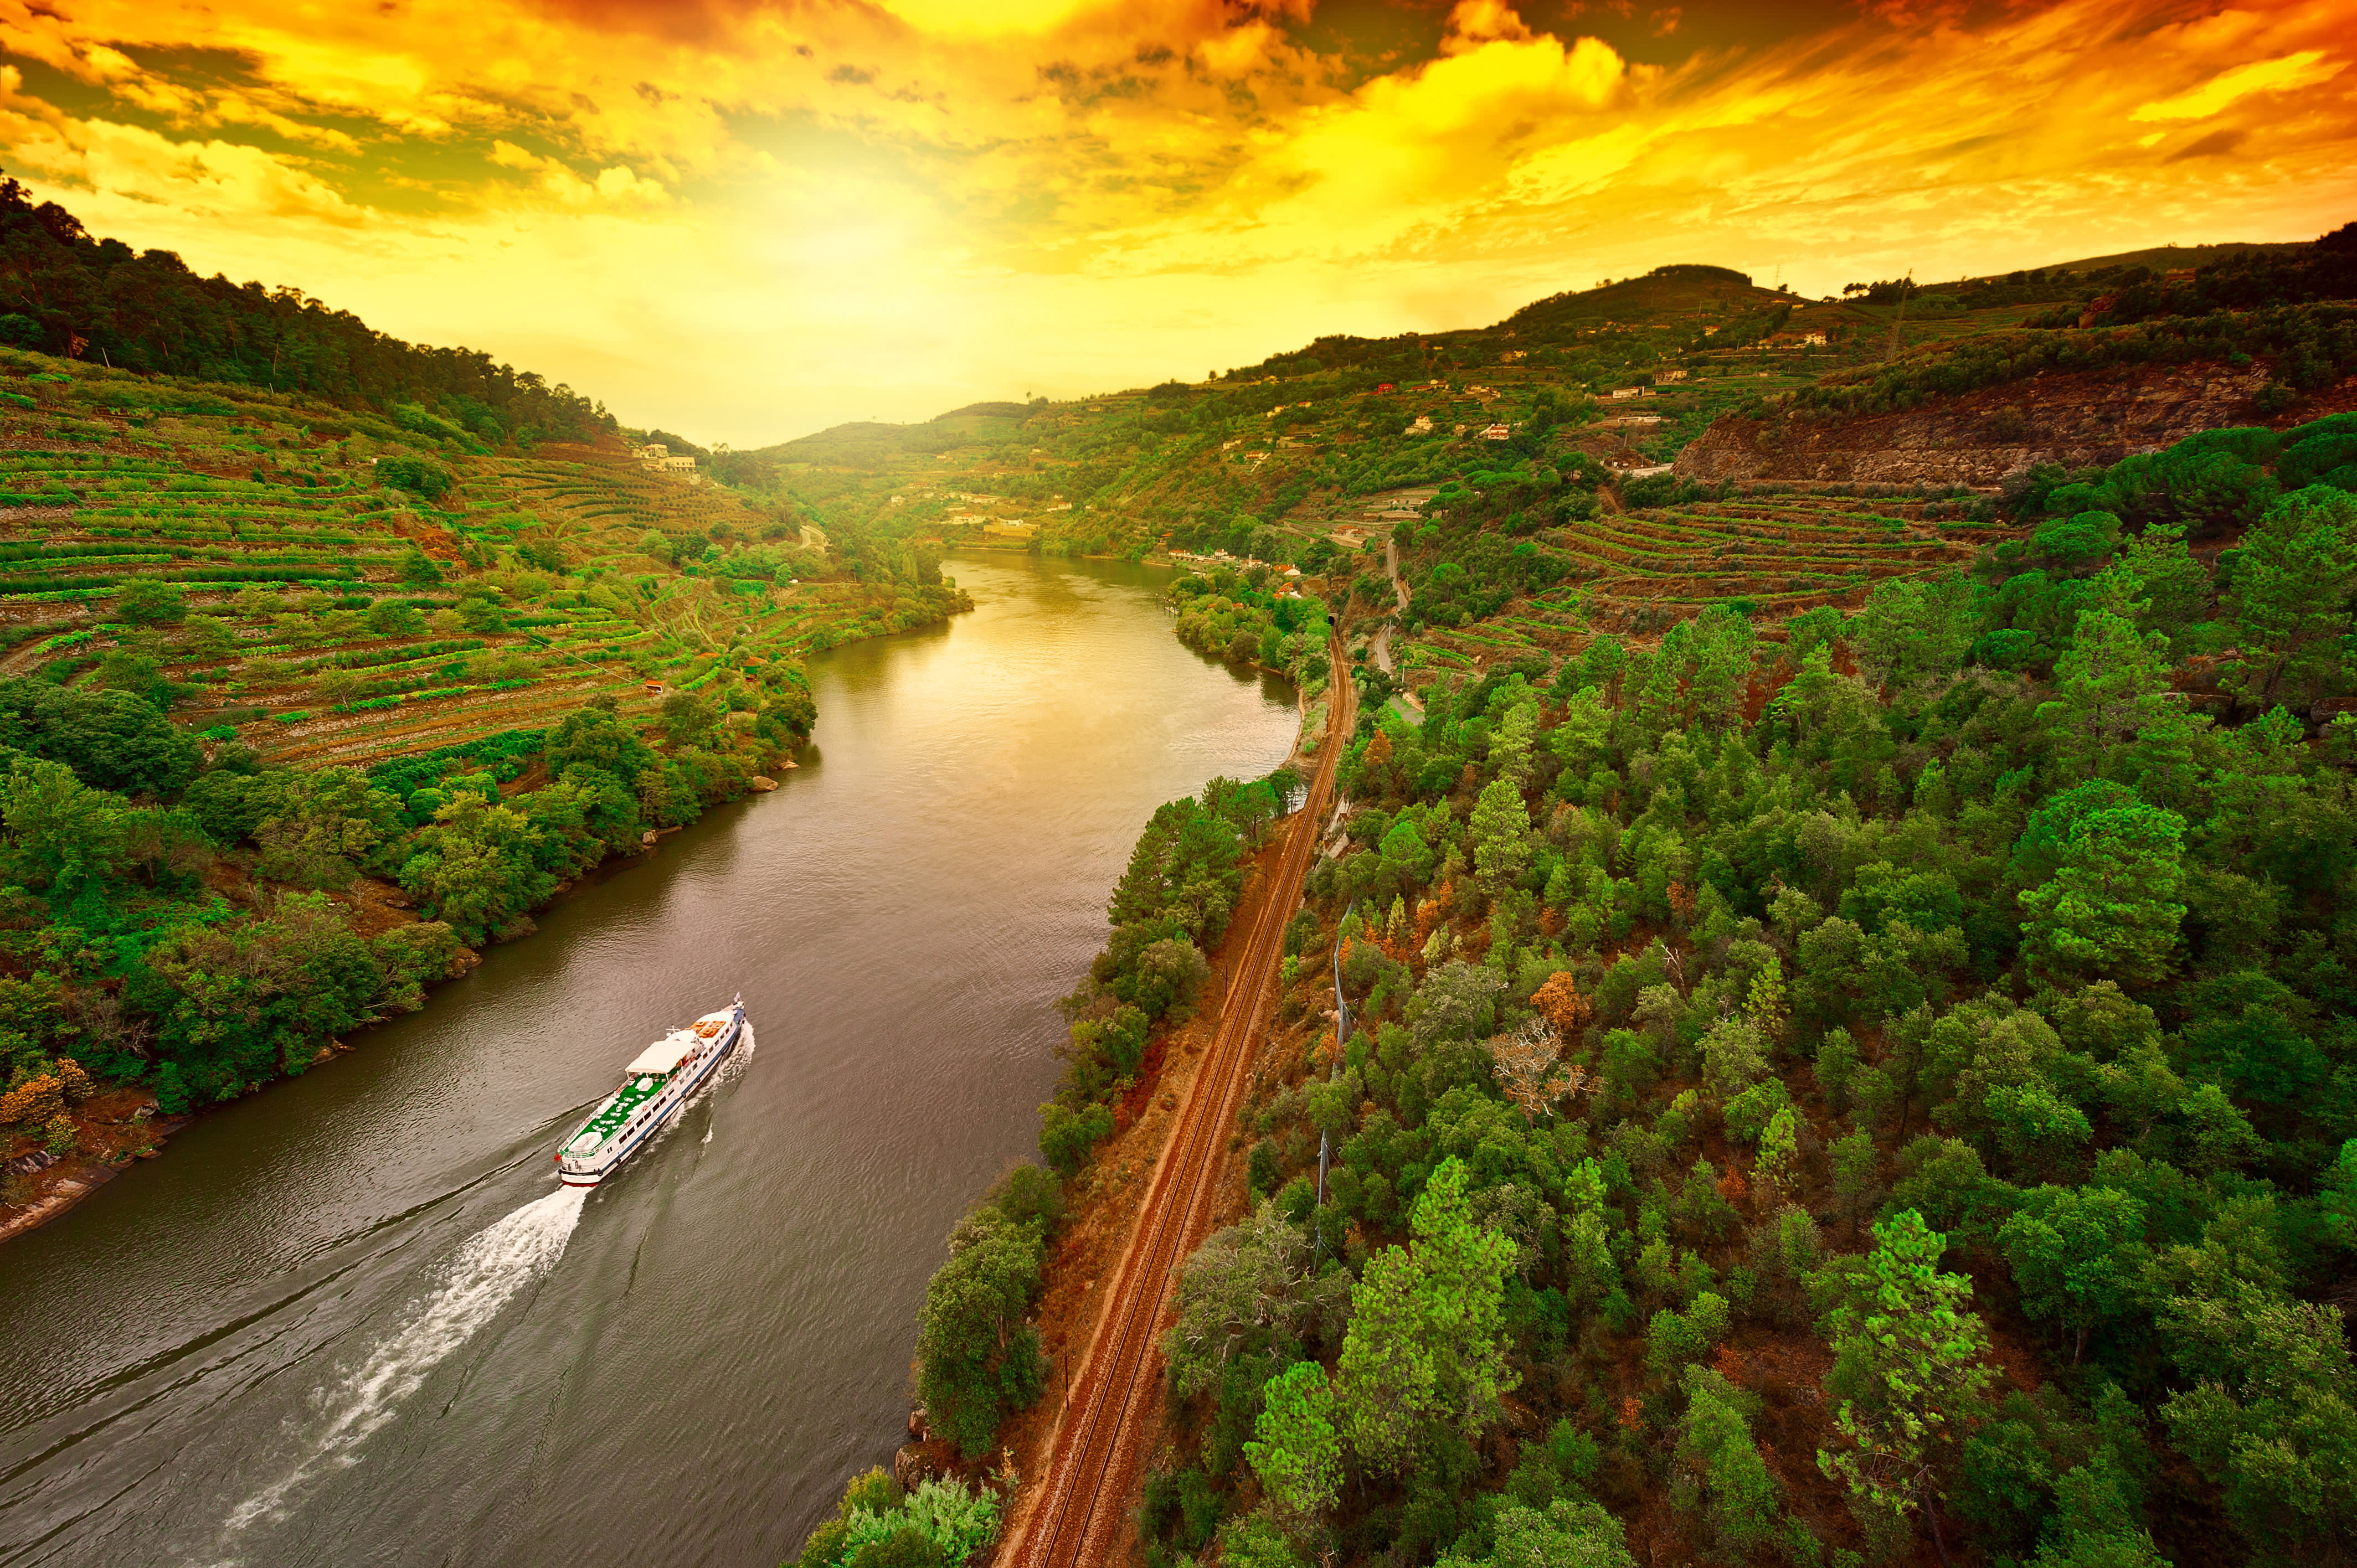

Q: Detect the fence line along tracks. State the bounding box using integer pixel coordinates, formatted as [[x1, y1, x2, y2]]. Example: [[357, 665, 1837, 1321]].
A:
[[1002, 636, 1356, 1568]]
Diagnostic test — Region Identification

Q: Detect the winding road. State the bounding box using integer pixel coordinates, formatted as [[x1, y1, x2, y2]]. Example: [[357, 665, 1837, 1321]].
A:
[[999, 636, 1356, 1568]]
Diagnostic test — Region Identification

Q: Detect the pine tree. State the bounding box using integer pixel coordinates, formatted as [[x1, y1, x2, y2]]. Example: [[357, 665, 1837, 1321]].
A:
[[1244, 1360, 1343, 1535], [1819, 1210, 1995, 1561], [2019, 802, 2187, 984], [1335, 1157, 1518, 1469]]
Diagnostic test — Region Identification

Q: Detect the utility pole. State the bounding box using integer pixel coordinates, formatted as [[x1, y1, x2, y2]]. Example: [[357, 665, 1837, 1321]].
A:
[[1313, 899, 1356, 1260], [1884, 269, 1915, 362]]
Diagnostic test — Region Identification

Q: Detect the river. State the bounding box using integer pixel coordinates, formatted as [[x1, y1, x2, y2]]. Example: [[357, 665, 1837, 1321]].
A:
[[0, 554, 1299, 1568]]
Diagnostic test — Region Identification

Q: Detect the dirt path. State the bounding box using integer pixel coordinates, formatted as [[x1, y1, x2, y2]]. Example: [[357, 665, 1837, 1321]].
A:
[[1370, 534, 1410, 676], [996, 638, 1355, 1568]]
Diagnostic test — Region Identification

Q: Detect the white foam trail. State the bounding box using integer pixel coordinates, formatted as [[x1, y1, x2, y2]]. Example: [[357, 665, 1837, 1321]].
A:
[[226, 1184, 588, 1531]]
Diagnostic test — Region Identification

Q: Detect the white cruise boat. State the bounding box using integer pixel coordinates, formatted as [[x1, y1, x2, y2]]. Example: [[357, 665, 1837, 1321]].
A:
[[555, 998, 747, 1187]]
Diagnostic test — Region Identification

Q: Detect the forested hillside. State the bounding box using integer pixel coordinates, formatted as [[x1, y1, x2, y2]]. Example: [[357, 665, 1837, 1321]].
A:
[[0, 173, 608, 443], [1087, 412, 2357, 1567], [851, 395, 2357, 1567]]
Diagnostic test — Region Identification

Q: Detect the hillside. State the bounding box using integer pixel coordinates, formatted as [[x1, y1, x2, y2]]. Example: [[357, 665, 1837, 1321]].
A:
[[1677, 226, 2357, 487], [747, 257, 2128, 574], [0, 364, 965, 770], [857, 229, 2357, 1568], [0, 188, 967, 1232]]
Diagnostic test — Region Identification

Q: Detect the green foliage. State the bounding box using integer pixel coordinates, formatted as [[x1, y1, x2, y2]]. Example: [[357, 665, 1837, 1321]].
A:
[[1999, 1185, 2148, 1363], [376, 457, 455, 501], [2221, 486, 2355, 714], [1335, 1157, 1519, 1471], [115, 577, 186, 625], [796, 1472, 1002, 1568], [1162, 1201, 1350, 1400], [1038, 1100, 1113, 1176], [1433, 1497, 1637, 1568], [915, 1206, 1048, 1459], [2019, 802, 2186, 985], [2160, 1282, 2356, 1564], [1673, 1367, 1785, 1558], [1819, 1211, 1996, 1545], [1244, 1361, 1343, 1530], [0, 675, 201, 795]]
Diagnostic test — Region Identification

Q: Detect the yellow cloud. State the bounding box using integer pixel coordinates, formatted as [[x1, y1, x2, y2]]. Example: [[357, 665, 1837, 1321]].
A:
[[0, 0, 2350, 446], [2130, 50, 2342, 121], [881, 0, 1096, 36]]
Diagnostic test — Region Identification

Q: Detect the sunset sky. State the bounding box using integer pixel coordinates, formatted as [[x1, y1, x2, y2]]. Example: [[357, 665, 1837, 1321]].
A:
[[2, 0, 2353, 446]]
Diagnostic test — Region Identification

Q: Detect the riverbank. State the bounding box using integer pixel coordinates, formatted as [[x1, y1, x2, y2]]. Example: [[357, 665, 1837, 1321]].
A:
[[0, 735, 814, 1247]]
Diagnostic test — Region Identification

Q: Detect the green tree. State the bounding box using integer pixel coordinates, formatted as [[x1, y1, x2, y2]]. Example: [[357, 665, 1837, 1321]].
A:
[[1819, 1210, 1995, 1558], [367, 599, 427, 635], [915, 1207, 1047, 1458], [2019, 803, 2187, 985], [1380, 819, 1435, 885], [116, 578, 187, 626], [92, 648, 177, 709], [377, 456, 454, 500], [1469, 778, 1533, 890], [660, 691, 724, 748], [1674, 1366, 1784, 1558], [1998, 1185, 2148, 1364], [0, 756, 131, 893], [1162, 1201, 1349, 1397], [1433, 1497, 1638, 1567], [2322, 1138, 2357, 1252], [253, 767, 405, 889], [0, 677, 200, 796], [1245, 1361, 1343, 1534], [2161, 1281, 2357, 1564], [1335, 1156, 1519, 1469], [1548, 685, 1613, 777], [2224, 486, 2355, 713], [1037, 1100, 1111, 1175], [2103, 522, 2210, 639], [1489, 698, 1540, 787], [1852, 571, 1976, 689], [2051, 608, 2171, 755]]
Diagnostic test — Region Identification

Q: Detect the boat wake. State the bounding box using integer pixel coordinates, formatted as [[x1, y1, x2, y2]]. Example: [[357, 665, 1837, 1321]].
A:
[[718, 1020, 756, 1081], [223, 1183, 589, 1533]]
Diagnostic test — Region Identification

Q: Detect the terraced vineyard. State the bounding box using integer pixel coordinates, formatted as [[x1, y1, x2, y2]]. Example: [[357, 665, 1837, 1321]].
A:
[[1559, 493, 1990, 624], [1388, 489, 2003, 681], [0, 348, 966, 776]]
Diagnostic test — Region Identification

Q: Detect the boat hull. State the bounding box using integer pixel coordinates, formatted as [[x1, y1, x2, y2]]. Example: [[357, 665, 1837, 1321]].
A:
[[557, 1007, 745, 1187]]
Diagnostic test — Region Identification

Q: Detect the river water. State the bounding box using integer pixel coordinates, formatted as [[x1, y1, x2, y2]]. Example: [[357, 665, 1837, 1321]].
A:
[[0, 555, 1298, 1568]]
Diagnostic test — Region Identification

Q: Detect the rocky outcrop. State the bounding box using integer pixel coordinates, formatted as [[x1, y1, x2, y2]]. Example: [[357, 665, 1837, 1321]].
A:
[[1672, 360, 2283, 488]]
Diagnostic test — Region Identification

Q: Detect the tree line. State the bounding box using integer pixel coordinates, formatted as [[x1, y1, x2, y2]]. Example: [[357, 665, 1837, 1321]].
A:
[[0, 175, 610, 446], [0, 680, 808, 1133]]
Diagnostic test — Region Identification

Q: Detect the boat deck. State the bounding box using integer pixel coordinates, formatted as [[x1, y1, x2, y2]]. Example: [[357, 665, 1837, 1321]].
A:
[[569, 1071, 671, 1152]]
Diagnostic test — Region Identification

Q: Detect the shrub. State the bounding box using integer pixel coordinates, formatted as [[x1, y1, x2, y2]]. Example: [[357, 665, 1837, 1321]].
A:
[[377, 457, 454, 501], [116, 579, 186, 626]]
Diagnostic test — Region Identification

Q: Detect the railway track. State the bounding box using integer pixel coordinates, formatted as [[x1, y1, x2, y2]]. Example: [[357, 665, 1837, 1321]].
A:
[[1002, 637, 1355, 1567]]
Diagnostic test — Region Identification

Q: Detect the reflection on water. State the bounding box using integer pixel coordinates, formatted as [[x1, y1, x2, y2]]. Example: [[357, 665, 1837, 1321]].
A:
[[0, 555, 1295, 1568]]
